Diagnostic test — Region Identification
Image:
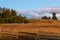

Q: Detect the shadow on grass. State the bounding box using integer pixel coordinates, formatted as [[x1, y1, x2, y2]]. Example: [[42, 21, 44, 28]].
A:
[[1, 32, 60, 40]]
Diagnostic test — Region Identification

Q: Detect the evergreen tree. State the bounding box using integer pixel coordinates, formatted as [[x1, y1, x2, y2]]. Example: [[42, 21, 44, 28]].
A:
[[48, 17, 51, 19], [11, 9, 17, 16], [0, 7, 28, 23], [52, 12, 57, 20]]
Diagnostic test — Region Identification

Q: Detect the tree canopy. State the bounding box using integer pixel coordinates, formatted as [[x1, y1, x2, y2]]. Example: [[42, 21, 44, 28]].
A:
[[41, 16, 51, 19], [52, 12, 57, 20], [0, 7, 28, 23], [0, 7, 58, 24]]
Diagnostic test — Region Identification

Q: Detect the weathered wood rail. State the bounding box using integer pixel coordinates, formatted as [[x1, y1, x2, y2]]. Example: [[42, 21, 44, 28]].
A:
[[0, 24, 60, 40]]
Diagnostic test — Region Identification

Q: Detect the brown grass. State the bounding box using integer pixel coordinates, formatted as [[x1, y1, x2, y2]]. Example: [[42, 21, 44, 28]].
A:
[[0, 23, 60, 32], [0, 20, 60, 36]]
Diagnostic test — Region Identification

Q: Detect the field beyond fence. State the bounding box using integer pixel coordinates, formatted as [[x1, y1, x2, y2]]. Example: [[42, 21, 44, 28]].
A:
[[0, 23, 60, 40]]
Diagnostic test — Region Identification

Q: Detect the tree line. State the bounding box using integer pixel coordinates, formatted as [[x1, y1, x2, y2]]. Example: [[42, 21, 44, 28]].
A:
[[0, 7, 58, 24], [41, 12, 57, 20], [0, 7, 28, 23]]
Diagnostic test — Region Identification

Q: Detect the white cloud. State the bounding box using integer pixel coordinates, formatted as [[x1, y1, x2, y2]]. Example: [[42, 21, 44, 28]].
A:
[[33, 7, 60, 14], [32, 7, 60, 19], [17, 7, 60, 19], [56, 14, 60, 17], [17, 10, 29, 14]]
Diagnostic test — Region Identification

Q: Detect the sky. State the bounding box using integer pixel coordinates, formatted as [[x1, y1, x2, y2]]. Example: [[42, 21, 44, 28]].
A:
[[0, 0, 60, 10], [0, 0, 60, 19]]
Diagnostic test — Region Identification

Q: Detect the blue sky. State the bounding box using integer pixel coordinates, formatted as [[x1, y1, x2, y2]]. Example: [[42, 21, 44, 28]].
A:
[[0, 0, 60, 10], [0, 0, 60, 19]]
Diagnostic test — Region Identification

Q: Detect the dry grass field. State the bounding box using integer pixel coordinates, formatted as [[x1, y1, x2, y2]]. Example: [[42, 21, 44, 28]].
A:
[[0, 20, 60, 40], [0, 22, 60, 34]]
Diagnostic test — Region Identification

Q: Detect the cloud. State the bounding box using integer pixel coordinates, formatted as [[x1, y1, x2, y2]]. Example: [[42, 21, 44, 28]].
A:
[[17, 10, 42, 18], [17, 10, 29, 14], [17, 7, 60, 19], [33, 6, 60, 19], [17, 10, 35, 18], [56, 14, 60, 17], [33, 7, 60, 14]]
